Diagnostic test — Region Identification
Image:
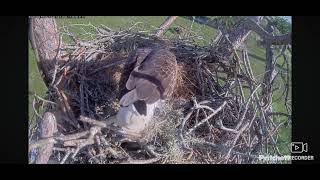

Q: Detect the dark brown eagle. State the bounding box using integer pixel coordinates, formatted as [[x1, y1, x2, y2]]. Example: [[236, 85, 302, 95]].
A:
[[119, 47, 177, 115], [114, 47, 177, 140]]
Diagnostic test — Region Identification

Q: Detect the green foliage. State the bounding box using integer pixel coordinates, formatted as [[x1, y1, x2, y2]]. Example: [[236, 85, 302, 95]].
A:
[[218, 16, 236, 28], [271, 16, 291, 34], [207, 16, 238, 29], [208, 16, 291, 35], [216, 16, 251, 26]]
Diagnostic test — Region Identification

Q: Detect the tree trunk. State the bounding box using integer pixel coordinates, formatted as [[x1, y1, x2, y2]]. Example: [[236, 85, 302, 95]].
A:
[[29, 17, 66, 164], [155, 16, 178, 37], [29, 17, 61, 86]]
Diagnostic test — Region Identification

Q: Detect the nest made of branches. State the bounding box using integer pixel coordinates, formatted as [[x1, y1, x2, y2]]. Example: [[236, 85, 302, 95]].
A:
[[29, 22, 291, 164]]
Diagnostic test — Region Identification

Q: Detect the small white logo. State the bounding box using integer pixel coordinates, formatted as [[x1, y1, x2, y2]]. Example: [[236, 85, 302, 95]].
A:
[[291, 142, 308, 153]]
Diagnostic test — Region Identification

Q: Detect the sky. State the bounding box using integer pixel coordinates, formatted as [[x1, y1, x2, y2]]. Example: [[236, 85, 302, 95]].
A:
[[281, 16, 292, 23]]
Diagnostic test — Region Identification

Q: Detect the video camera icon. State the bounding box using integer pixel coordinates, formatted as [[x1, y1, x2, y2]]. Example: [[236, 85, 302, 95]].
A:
[[291, 142, 308, 153]]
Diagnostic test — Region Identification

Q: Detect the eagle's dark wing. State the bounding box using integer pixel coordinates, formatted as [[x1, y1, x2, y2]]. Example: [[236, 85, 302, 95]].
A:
[[135, 48, 177, 99], [120, 48, 177, 113]]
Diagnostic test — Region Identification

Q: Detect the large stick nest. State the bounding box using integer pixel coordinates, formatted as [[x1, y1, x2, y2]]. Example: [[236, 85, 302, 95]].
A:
[[29, 22, 291, 164]]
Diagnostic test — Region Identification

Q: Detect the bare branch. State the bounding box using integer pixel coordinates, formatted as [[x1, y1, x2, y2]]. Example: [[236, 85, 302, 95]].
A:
[[155, 16, 178, 37], [186, 101, 227, 135], [245, 18, 291, 45], [121, 157, 161, 164]]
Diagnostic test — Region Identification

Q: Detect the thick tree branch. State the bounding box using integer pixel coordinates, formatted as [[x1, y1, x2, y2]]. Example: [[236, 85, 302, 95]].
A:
[[34, 112, 57, 164], [245, 18, 291, 45], [215, 16, 264, 58], [155, 16, 177, 37]]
